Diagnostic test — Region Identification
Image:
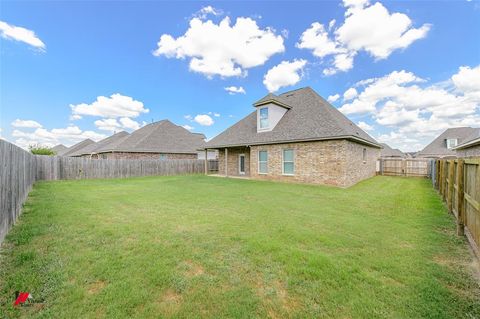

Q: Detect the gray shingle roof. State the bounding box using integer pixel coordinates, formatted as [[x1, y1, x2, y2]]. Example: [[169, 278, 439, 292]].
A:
[[380, 143, 405, 158], [100, 120, 206, 154], [51, 144, 68, 155], [62, 139, 95, 157], [417, 127, 480, 157], [455, 129, 480, 149], [206, 87, 380, 148], [69, 131, 130, 156]]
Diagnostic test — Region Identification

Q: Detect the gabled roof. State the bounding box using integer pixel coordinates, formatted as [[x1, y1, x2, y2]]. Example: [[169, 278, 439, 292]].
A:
[[253, 93, 292, 109], [380, 143, 405, 158], [51, 144, 68, 155], [455, 129, 480, 150], [99, 120, 206, 154], [417, 127, 480, 157], [206, 87, 380, 148], [69, 131, 130, 156], [62, 139, 95, 157]]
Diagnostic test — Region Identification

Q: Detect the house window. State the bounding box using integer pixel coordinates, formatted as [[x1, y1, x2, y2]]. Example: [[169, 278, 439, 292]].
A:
[[159, 154, 167, 160], [363, 148, 367, 162], [258, 150, 268, 174], [446, 139, 458, 149], [282, 149, 294, 175], [259, 107, 269, 129]]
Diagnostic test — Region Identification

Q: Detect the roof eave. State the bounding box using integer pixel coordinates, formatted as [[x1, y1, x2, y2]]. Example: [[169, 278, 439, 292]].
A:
[[253, 99, 291, 109], [204, 135, 381, 150], [454, 137, 480, 150]]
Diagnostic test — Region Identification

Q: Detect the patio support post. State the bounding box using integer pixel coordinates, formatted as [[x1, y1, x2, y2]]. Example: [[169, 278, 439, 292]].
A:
[[225, 148, 228, 177]]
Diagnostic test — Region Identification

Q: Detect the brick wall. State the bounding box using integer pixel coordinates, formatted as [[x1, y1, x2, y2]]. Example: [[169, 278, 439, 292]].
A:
[[344, 141, 380, 187], [218, 140, 380, 187], [457, 144, 480, 158], [218, 147, 250, 176], [87, 152, 197, 160]]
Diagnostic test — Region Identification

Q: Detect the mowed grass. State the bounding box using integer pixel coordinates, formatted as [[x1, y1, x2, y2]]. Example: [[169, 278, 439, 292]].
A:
[[0, 175, 479, 318]]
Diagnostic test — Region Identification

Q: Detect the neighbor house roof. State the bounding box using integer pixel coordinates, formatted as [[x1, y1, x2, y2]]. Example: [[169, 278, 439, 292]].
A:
[[416, 127, 480, 157], [69, 131, 130, 156], [62, 139, 96, 157], [380, 143, 405, 158], [206, 87, 380, 149], [97, 120, 206, 154], [51, 144, 68, 156], [454, 129, 480, 150]]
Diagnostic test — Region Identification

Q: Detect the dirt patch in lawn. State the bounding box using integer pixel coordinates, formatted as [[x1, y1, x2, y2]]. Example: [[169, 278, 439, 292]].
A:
[[183, 260, 205, 277], [87, 280, 107, 294]]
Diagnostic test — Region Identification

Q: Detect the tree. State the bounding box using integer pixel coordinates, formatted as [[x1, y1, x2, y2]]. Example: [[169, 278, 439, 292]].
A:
[[29, 144, 55, 156]]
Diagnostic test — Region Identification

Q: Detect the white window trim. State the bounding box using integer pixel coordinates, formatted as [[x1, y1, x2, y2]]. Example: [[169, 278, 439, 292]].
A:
[[258, 150, 268, 175], [259, 107, 269, 130], [282, 149, 295, 176], [238, 153, 246, 175]]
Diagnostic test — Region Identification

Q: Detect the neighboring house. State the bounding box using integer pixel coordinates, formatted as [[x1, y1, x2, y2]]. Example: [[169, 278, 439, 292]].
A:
[[51, 144, 68, 155], [204, 87, 381, 187], [380, 143, 405, 158], [455, 130, 480, 157], [93, 120, 206, 160], [61, 139, 95, 157], [68, 131, 130, 158], [416, 127, 480, 159]]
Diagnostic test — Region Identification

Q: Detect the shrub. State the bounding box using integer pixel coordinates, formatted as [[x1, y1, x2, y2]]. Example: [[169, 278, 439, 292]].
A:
[[29, 145, 55, 156]]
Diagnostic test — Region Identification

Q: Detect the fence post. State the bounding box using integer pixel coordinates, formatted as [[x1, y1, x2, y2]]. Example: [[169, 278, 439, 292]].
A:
[[456, 159, 465, 236], [447, 160, 454, 213]]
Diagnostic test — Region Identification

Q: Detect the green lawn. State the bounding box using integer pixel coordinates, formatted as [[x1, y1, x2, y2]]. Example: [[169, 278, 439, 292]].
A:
[[1, 175, 479, 318]]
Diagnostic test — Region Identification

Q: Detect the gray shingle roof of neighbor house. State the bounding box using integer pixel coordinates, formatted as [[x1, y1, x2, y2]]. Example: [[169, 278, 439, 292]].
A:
[[51, 144, 68, 155], [97, 120, 206, 154], [62, 139, 96, 157], [69, 131, 130, 156], [206, 87, 380, 148], [455, 128, 480, 150], [416, 127, 480, 157], [380, 143, 405, 158]]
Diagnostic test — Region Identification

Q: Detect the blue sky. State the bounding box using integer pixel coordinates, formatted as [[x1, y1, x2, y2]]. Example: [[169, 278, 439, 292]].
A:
[[1, 0, 479, 151]]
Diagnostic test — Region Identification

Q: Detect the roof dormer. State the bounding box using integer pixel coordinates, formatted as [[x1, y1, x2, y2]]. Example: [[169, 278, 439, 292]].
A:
[[253, 94, 291, 133]]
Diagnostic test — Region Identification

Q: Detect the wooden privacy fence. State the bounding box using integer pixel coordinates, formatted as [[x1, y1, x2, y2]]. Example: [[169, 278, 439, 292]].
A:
[[378, 158, 432, 177], [35, 156, 205, 180], [0, 140, 37, 243], [0, 139, 208, 243], [434, 158, 480, 257]]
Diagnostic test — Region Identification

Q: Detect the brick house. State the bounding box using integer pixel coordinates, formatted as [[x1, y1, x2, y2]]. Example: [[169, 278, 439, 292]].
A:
[[380, 143, 405, 158], [67, 120, 207, 160], [204, 87, 381, 187], [416, 127, 480, 159], [455, 130, 480, 157], [61, 139, 95, 157]]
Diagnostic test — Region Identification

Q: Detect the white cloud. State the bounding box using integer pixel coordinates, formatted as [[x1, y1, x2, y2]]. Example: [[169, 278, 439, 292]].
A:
[[357, 121, 373, 131], [11, 119, 42, 128], [12, 125, 107, 149], [225, 86, 246, 94], [182, 124, 194, 131], [343, 87, 358, 101], [0, 20, 45, 50], [153, 15, 284, 78], [297, 0, 430, 75], [263, 59, 307, 92], [94, 117, 141, 132], [70, 93, 149, 119], [194, 114, 214, 126], [327, 94, 340, 103], [70, 114, 82, 121], [339, 65, 480, 151], [194, 6, 223, 19], [213, 113, 220, 117], [184, 115, 193, 121]]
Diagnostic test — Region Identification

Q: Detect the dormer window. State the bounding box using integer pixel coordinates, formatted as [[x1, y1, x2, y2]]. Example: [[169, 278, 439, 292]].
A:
[[259, 107, 269, 129], [446, 138, 458, 149]]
